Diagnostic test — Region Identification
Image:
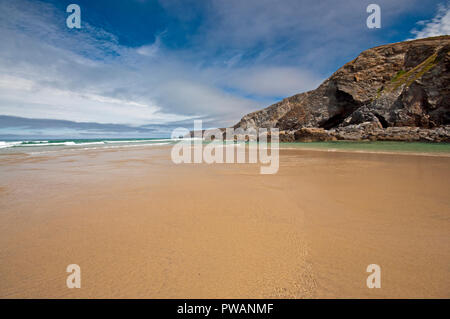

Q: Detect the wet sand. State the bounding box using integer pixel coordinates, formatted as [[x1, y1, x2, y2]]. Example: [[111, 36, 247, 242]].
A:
[[0, 145, 449, 298]]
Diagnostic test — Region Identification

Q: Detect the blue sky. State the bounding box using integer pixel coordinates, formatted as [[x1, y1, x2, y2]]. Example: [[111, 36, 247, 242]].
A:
[[0, 0, 449, 138]]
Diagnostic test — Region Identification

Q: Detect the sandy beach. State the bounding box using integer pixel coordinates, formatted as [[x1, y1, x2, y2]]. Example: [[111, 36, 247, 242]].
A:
[[0, 144, 449, 298]]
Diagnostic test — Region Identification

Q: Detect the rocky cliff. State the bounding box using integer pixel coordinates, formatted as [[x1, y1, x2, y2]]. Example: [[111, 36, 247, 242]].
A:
[[234, 36, 450, 142]]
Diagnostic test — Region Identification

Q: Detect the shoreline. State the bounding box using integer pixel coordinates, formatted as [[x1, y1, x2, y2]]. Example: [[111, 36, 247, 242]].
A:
[[1, 139, 450, 156], [279, 145, 450, 158]]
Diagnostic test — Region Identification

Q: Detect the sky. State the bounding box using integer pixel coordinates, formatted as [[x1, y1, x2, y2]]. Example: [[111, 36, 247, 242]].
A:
[[0, 0, 449, 139]]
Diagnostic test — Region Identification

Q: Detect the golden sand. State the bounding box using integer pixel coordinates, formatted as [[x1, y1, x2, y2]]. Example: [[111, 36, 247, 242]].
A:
[[0, 145, 449, 298]]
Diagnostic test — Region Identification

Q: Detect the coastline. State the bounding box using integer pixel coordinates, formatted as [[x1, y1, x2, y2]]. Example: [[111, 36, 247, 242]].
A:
[[2, 138, 450, 156], [279, 143, 450, 158]]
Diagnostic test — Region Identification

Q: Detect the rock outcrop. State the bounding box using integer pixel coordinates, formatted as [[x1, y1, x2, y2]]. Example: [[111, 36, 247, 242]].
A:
[[234, 36, 450, 142], [279, 125, 450, 143]]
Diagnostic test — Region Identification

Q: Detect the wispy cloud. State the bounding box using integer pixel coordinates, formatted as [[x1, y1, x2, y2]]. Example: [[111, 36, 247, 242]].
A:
[[0, 0, 445, 137], [0, 0, 259, 130], [410, 2, 450, 39], [136, 31, 166, 57], [0, 115, 188, 139]]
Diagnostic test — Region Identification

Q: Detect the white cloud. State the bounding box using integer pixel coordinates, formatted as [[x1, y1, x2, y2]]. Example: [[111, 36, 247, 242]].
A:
[[0, 0, 433, 133], [0, 0, 261, 128], [0, 74, 194, 125], [411, 3, 450, 39], [136, 43, 159, 57], [136, 32, 166, 57]]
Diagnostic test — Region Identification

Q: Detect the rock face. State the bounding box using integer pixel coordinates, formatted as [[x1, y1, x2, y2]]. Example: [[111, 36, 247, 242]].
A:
[[234, 36, 450, 142], [282, 125, 450, 143]]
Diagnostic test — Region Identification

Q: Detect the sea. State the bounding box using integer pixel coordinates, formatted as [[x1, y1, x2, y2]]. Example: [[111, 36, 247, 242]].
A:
[[0, 138, 449, 156], [0, 138, 177, 155]]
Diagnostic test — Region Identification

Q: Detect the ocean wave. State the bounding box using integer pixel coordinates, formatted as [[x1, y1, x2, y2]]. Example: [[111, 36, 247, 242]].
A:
[[0, 139, 174, 149], [20, 141, 77, 147], [0, 141, 75, 148], [0, 141, 22, 148], [27, 142, 171, 155]]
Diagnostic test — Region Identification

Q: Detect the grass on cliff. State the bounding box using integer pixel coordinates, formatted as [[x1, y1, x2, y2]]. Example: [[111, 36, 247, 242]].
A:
[[389, 53, 438, 91], [375, 52, 439, 98], [390, 70, 406, 82]]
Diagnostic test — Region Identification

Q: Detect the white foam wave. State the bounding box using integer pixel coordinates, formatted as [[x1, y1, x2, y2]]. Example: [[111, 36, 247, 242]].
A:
[[0, 139, 173, 150], [20, 141, 77, 147], [0, 141, 22, 148], [27, 142, 171, 154]]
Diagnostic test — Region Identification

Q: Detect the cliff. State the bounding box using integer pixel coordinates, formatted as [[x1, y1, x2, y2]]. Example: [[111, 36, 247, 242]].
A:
[[234, 36, 450, 142]]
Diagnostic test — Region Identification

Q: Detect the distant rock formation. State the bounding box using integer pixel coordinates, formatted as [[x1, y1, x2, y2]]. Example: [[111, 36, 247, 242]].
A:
[[234, 36, 450, 142]]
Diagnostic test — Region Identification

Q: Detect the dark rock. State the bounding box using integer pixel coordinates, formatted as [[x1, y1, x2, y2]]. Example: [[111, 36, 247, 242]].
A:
[[233, 36, 450, 142], [294, 128, 336, 142]]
